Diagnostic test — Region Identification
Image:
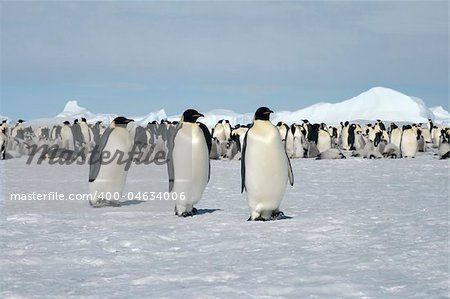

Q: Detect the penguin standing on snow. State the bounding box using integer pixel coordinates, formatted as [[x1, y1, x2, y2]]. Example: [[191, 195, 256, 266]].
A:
[[389, 123, 402, 148], [168, 109, 212, 217], [79, 118, 93, 145], [241, 107, 294, 221], [61, 121, 75, 150], [400, 125, 418, 158], [88, 116, 135, 207]]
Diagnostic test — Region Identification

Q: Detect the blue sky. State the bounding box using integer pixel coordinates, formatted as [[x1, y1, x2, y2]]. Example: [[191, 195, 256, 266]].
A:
[[1, 1, 448, 119]]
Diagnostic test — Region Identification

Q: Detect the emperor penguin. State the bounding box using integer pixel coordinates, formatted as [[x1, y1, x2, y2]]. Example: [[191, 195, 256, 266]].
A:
[[223, 120, 232, 142], [292, 125, 306, 158], [50, 125, 62, 140], [11, 119, 25, 139], [79, 118, 93, 144], [241, 107, 294, 221], [276, 122, 289, 142], [72, 119, 84, 149], [431, 126, 440, 148], [91, 121, 103, 144], [347, 124, 357, 150], [416, 128, 426, 152], [209, 137, 222, 160], [168, 109, 212, 217], [389, 123, 402, 148], [400, 125, 418, 158], [213, 119, 232, 142], [340, 121, 350, 150], [317, 124, 331, 153], [88, 116, 135, 207], [61, 121, 75, 150]]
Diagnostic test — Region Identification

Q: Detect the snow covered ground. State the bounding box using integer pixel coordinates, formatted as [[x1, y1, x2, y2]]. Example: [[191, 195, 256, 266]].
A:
[[1, 152, 448, 298]]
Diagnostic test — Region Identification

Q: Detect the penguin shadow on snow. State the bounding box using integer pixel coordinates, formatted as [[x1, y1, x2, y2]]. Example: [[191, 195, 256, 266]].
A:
[[193, 208, 221, 215], [120, 200, 148, 206]]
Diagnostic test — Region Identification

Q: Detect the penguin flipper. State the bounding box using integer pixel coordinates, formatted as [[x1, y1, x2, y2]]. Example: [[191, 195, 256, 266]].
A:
[[167, 123, 182, 192], [286, 153, 294, 186], [240, 126, 252, 193], [88, 127, 114, 182], [198, 122, 212, 182]]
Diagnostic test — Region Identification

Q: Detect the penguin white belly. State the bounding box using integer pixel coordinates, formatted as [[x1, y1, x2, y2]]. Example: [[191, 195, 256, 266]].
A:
[[61, 127, 74, 150], [390, 130, 402, 148], [341, 128, 349, 150], [172, 124, 209, 213], [245, 124, 288, 219], [317, 131, 331, 153], [80, 124, 91, 143], [401, 131, 418, 157], [286, 132, 295, 157], [89, 128, 133, 200], [431, 129, 440, 147], [293, 136, 304, 158], [213, 125, 226, 142], [421, 129, 432, 143]]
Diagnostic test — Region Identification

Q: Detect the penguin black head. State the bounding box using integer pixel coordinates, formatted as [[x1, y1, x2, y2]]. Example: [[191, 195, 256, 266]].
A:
[[344, 121, 349, 126], [182, 109, 204, 123], [112, 116, 134, 128], [73, 119, 78, 124], [18, 119, 25, 123], [2, 120, 7, 124], [63, 121, 70, 125], [96, 121, 102, 124], [81, 117, 87, 122], [254, 107, 273, 121]]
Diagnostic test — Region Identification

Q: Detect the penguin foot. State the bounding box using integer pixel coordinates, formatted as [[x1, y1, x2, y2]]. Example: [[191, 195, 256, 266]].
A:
[[180, 211, 194, 217], [90, 198, 122, 208], [271, 211, 287, 220], [253, 216, 267, 221], [192, 207, 198, 215]]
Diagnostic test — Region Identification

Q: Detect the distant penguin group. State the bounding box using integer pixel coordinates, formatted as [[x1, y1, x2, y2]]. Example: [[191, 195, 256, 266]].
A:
[[3, 106, 448, 221]]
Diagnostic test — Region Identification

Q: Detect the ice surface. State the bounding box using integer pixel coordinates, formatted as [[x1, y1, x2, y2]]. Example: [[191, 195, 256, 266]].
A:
[[431, 106, 450, 125], [51, 87, 449, 127], [1, 152, 448, 298]]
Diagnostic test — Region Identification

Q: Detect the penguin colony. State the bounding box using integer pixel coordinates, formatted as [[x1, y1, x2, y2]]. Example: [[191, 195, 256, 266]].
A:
[[1, 112, 449, 220]]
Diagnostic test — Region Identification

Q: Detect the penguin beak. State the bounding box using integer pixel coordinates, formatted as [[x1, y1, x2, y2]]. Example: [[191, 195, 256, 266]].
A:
[[125, 119, 135, 124], [194, 113, 204, 118], [264, 110, 273, 115]]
